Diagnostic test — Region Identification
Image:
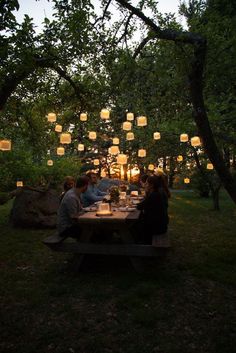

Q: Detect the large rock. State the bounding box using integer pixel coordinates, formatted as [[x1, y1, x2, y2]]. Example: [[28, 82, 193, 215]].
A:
[[9, 188, 60, 228]]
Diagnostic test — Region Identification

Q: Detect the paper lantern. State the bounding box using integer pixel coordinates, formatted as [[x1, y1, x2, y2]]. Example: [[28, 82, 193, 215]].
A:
[[138, 149, 146, 158], [57, 147, 65, 155], [122, 121, 132, 131], [117, 154, 128, 165], [80, 113, 87, 121], [16, 181, 23, 187], [93, 159, 100, 166], [113, 137, 119, 145], [126, 132, 134, 141], [78, 144, 84, 151], [137, 116, 147, 126], [109, 145, 120, 155], [47, 112, 56, 122], [180, 133, 188, 142], [100, 109, 110, 120], [89, 131, 97, 140], [120, 191, 127, 200], [47, 160, 53, 166], [184, 178, 190, 184], [153, 132, 161, 140], [148, 164, 155, 171], [60, 133, 71, 144], [126, 112, 134, 121], [207, 163, 214, 170], [177, 155, 183, 162], [96, 203, 112, 216], [191, 136, 201, 147], [0, 139, 11, 151], [55, 124, 62, 133]]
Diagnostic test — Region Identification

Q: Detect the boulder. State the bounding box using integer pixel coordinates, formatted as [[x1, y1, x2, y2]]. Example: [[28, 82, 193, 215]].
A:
[[9, 188, 60, 228]]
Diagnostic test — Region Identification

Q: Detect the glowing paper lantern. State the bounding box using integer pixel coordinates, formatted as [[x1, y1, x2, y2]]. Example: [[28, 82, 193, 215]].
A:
[[57, 147, 65, 155], [184, 178, 190, 184], [113, 137, 119, 145], [109, 145, 120, 155], [191, 136, 201, 147], [47, 113, 56, 122], [117, 154, 128, 165], [126, 132, 134, 141], [55, 124, 62, 133], [122, 121, 132, 131], [80, 113, 87, 121], [47, 160, 53, 166], [0, 139, 11, 151], [207, 163, 214, 170], [148, 164, 155, 171], [137, 116, 147, 126], [153, 132, 161, 140], [100, 109, 110, 120], [16, 181, 23, 187], [138, 149, 146, 158], [60, 133, 71, 144], [89, 131, 97, 140], [93, 159, 100, 166], [177, 155, 183, 162], [126, 112, 134, 121], [78, 144, 84, 151], [180, 133, 188, 142]]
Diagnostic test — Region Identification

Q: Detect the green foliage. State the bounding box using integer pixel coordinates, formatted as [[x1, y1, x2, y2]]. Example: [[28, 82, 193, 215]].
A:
[[191, 168, 210, 197], [0, 148, 82, 191]]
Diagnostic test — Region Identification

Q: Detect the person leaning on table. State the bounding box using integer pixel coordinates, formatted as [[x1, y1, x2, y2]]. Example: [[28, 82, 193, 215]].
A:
[[80, 171, 107, 207], [57, 176, 89, 240], [135, 175, 169, 244]]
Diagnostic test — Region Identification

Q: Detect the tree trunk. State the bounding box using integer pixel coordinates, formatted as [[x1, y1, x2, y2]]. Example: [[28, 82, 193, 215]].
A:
[[188, 44, 236, 204], [211, 187, 221, 211]]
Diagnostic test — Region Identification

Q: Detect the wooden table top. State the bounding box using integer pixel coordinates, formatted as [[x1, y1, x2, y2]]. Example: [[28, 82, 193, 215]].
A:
[[78, 209, 140, 224]]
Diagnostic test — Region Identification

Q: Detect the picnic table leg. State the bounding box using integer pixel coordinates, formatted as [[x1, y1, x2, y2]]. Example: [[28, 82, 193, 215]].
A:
[[71, 226, 93, 272], [119, 227, 144, 273]]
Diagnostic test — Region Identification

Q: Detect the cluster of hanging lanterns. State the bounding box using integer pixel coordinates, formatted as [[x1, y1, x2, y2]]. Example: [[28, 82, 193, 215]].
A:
[[44, 109, 205, 173]]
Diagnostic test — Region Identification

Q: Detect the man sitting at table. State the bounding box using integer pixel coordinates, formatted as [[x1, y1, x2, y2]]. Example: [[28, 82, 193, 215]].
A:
[[57, 176, 89, 239], [80, 172, 107, 207]]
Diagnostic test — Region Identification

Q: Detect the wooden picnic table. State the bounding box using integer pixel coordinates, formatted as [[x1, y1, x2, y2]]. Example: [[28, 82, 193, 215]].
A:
[[43, 208, 170, 272]]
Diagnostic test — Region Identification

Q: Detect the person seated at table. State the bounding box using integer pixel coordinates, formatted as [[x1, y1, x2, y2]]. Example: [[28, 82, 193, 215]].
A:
[[155, 171, 171, 199], [57, 176, 89, 239], [135, 175, 169, 244], [80, 172, 107, 207], [140, 174, 149, 188], [59, 175, 76, 202]]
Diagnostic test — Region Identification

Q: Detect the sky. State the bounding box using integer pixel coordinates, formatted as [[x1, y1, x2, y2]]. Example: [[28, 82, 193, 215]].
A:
[[15, 0, 186, 31]]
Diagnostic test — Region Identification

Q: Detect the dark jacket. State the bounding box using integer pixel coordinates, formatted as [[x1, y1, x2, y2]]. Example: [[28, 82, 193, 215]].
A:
[[137, 189, 169, 236]]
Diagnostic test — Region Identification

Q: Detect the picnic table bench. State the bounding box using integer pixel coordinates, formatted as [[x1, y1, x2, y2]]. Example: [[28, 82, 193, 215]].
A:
[[43, 210, 170, 272]]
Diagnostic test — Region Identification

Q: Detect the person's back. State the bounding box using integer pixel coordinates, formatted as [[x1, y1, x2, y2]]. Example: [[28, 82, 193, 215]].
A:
[[57, 176, 89, 239], [136, 175, 169, 244], [140, 189, 168, 232], [57, 188, 81, 235]]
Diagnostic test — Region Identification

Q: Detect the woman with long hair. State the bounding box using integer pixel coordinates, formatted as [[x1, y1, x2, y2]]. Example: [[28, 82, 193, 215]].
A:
[[136, 175, 169, 244]]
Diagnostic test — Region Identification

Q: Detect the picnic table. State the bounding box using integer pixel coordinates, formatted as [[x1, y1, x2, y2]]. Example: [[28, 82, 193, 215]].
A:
[[43, 208, 170, 272]]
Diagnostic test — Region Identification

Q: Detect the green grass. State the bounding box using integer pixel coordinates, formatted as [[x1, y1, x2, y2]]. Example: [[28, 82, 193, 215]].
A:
[[0, 191, 236, 353]]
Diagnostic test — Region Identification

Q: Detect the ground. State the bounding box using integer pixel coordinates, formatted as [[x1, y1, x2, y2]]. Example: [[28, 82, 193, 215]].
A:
[[0, 191, 236, 353]]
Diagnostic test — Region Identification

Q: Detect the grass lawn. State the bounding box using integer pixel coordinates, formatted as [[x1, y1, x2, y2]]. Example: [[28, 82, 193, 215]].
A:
[[0, 191, 236, 353]]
